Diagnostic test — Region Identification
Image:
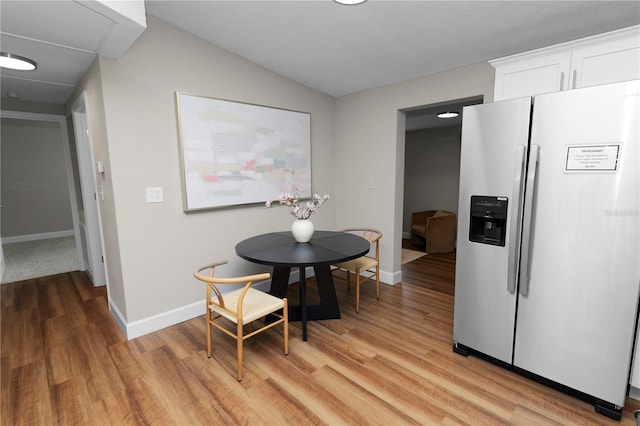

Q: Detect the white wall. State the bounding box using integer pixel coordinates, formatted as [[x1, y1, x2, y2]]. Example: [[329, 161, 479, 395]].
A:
[[1, 118, 73, 238], [403, 127, 462, 235], [333, 64, 494, 283], [67, 15, 495, 337], [68, 58, 129, 316], [76, 16, 336, 330]]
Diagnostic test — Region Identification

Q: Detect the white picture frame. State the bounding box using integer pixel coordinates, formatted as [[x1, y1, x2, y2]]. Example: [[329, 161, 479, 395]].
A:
[[175, 92, 312, 211]]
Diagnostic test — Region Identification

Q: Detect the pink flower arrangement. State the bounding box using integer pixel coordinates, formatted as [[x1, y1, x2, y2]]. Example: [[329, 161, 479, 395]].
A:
[[266, 185, 330, 220]]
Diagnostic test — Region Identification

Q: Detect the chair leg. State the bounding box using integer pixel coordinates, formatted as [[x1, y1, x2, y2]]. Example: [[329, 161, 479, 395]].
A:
[[206, 313, 212, 358], [346, 270, 351, 291], [283, 299, 289, 355], [376, 266, 380, 300], [355, 268, 361, 313], [237, 322, 244, 381]]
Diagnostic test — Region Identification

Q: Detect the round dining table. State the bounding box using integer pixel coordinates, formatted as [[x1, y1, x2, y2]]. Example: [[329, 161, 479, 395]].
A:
[[235, 230, 370, 341]]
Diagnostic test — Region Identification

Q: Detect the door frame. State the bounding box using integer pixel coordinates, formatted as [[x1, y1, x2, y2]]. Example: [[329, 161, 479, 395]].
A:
[[70, 92, 107, 289], [0, 110, 84, 277]]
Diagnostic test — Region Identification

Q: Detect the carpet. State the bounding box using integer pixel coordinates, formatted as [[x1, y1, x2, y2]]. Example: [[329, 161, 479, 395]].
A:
[[2, 236, 79, 283], [401, 248, 426, 265]]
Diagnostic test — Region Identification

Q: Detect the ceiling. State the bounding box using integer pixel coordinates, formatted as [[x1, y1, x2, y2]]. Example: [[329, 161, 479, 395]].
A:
[[405, 97, 482, 131], [145, 1, 639, 98], [0, 0, 145, 105], [1, 1, 638, 125]]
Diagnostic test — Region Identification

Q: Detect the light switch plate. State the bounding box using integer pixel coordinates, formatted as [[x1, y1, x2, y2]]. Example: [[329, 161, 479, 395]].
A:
[[146, 187, 163, 203]]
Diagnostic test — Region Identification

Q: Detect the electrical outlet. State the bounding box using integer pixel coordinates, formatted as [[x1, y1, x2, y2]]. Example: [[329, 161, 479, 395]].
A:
[[146, 187, 164, 203], [364, 176, 375, 190]]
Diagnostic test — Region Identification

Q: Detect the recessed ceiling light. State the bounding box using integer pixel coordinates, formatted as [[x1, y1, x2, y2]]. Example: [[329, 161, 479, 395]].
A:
[[333, 0, 367, 5], [0, 52, 37, 71], [437, 112, 459, 119]]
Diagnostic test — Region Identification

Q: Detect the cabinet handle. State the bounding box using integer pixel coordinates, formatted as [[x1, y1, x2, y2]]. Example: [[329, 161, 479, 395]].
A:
[[559, 72, 564, 91], [572, 69, 577, 89]]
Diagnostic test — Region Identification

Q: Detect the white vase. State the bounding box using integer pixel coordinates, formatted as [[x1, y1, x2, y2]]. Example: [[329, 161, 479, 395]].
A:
[[291, 219, 314, 242]]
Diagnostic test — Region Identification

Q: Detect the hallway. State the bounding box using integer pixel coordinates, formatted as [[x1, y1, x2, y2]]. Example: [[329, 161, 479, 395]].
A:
[[1, 236, 78, 284]]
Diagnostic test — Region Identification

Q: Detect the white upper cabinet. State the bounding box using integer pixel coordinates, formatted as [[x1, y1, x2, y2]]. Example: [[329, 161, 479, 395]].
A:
[[493, 52, 572, 101], [569, 36, 639, 89], [491, 26, 639, 101]]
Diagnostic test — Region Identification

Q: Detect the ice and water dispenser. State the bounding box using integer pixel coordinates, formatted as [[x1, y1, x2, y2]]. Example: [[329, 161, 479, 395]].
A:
[[469, 196, 508, 247]]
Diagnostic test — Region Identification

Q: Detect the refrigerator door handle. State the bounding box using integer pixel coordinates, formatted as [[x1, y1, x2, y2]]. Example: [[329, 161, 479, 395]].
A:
[[507, 145, 527, 293], [519, 144, 540, 297]]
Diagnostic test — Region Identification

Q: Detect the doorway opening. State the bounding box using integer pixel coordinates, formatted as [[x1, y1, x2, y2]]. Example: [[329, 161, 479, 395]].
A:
[[398, 96, 483, 291], [0, 110, 83, 283]]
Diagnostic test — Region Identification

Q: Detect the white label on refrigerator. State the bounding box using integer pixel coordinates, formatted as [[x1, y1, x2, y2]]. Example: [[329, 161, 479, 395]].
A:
[[565, 145, 620, 172]]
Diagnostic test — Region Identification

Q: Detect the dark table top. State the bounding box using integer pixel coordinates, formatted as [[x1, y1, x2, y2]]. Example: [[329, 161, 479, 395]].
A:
[[235, 230, 370, 268]]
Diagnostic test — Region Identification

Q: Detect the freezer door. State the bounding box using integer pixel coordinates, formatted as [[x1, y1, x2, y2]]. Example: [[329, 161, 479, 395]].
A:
[[453, 97, 532, 363], [514, 80, 640, 406]]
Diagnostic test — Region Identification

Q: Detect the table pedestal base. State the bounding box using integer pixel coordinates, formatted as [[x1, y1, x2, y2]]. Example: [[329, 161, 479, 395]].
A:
[[269, 265, 341, 341]]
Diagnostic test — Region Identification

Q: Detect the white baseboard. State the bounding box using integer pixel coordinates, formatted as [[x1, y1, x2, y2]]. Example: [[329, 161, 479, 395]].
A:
[[125, 299, 205, 340], [108, 299, 128, 337], [116, 278, 274, 340], [629, 385, 640, 401], [2, 230, 75, 244], [383, 269, 402, 285], [115, 267, 398, 340]]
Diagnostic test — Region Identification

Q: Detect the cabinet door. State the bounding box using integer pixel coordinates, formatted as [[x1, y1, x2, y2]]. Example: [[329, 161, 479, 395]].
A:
[[493, 52, 571, 101], [569, 36, 640, 89]]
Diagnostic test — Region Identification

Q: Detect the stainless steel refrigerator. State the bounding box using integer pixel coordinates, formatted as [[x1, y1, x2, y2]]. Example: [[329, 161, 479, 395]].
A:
[[453, 80, 639, 419]]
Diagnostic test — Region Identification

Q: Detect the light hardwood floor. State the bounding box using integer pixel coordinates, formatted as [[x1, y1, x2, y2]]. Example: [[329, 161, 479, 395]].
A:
[[2, 249, 639, 425]]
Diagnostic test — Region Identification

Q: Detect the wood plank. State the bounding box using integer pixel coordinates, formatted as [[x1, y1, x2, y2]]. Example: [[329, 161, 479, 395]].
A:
[[4, 360, 53, 425], [1, 249, 639, 424], [50, 378, 96, 425]]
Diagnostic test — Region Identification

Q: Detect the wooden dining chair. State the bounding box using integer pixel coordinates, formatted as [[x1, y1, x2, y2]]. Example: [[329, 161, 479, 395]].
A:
[[194, 260, 288, 381], [331, 228, 382, 313]]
